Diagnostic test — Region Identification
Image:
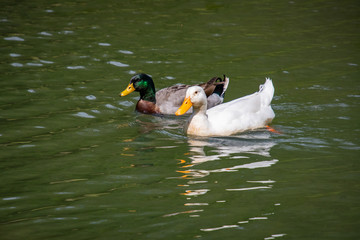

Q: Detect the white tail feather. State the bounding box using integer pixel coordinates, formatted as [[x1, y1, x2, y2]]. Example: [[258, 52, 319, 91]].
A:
[[260, 78, 274, 107]]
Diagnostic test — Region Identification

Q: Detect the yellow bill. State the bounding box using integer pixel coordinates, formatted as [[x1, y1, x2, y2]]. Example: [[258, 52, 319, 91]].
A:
[[120, 83, 135, 96], [175, 97, 192, 115]]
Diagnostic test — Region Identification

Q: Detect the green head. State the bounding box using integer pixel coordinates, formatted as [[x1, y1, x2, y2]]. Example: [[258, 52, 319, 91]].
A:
[[121, 73, 156, 102]]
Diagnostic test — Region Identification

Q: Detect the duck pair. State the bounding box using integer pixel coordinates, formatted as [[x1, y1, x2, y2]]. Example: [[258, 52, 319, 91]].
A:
[[120, 73, 275, 137]]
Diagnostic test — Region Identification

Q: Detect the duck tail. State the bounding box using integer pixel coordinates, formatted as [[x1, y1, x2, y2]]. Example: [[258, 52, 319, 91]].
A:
[[213, 75, 230, 98], [259, 78, 274, 106]]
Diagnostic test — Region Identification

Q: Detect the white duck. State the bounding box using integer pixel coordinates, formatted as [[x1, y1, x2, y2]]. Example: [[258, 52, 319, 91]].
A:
[[175, 78, 275, 136]]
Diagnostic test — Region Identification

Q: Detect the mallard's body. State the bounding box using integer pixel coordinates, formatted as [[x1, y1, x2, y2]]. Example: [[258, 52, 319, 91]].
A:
[[120, 74, 229, 115], [175, 78, 275, 136]]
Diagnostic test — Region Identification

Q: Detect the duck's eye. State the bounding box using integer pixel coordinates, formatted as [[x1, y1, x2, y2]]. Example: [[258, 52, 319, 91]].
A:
[[195, 91, 198, 94]]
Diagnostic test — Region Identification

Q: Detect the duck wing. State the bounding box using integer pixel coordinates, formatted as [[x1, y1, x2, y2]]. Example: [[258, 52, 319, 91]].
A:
[[207, 78, 275, 134], [201, 75, 229, 108], [199, 75, 229, 98], [156, 84, 190, 114], [209, 78, 273, 114], [155, 75, 230, 114]]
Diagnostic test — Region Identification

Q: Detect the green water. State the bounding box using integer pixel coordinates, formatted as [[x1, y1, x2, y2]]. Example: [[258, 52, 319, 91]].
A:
[[1, 0, 359, 239]]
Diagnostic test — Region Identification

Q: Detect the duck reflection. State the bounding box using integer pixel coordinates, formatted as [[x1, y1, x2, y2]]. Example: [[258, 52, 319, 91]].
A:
[[130, 114, 186, 137], [177, 131, 278, 180], [188, 134, 276, 164], [164, 132, 280, 218]]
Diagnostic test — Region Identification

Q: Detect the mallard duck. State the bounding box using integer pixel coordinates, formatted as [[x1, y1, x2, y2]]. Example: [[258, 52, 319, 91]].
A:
[[120, 73, 229, 115], [175, 78, 275, 136]]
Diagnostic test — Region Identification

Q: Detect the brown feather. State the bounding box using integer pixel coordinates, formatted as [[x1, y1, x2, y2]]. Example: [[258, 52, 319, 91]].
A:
[[198, 76, 225, 97], [136, 100, 160, 114], [128, 74, 228, 114]]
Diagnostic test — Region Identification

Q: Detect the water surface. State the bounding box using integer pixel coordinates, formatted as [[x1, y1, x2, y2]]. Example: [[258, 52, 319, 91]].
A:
[[1, 0, 359, 239]]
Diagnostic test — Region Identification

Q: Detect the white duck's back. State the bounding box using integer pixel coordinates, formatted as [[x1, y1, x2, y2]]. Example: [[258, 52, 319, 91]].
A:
[[206, 78, 275, 135]]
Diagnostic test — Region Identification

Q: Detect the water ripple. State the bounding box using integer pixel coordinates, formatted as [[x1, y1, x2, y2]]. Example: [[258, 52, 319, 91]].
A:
[[73, 112, 95, 118], [264, 233, 287, 240], [98, 42, 111, 46], [212, 159, 279, 172], [163, 209, 203, 217], [107, 61, 129, 67], [39, 59, 54, 64], [2, 196, 23, 201], [226, 186, 273, 191], [67, 66, 85, 70], [38, 31, 52, 36], [118, 50, 133, 54], [86, 95, 96, 100], [105, 104, 122, 110], [11, 63, 23, 67], [201, 225, 242, 232], [9, 53, 21, 57], [4, 36, 24, 41], [26, 63, 43, 67]]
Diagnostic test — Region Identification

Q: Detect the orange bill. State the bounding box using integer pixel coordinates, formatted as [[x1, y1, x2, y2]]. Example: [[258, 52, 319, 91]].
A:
[[175, 97, 192, 115], [120, 83, 135, 96]]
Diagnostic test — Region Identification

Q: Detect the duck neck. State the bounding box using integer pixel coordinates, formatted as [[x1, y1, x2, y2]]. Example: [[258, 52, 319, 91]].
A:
[[190, 102, 209, 123], [186, 103, 210, 135], [139, 87, 156, 103], [193, 102, 207, 115]]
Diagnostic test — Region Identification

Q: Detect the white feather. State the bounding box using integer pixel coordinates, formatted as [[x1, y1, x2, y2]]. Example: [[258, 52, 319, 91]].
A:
[[180, 78, 275, 136]]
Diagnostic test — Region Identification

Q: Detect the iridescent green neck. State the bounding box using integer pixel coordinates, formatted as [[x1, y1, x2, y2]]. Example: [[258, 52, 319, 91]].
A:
[[139, 87, 156, 103], [137, 79, 156, 103]]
